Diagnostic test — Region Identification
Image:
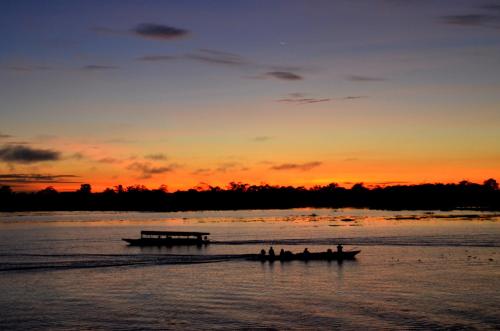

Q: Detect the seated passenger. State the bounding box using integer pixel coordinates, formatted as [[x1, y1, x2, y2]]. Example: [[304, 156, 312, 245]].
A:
[[303, 248, 310, 260], [337, 244, 343, 253], [268, 246, 275, 258]]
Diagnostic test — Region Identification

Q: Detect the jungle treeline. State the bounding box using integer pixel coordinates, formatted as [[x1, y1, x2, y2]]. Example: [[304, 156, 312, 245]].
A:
[[0, 179, 499, 211]]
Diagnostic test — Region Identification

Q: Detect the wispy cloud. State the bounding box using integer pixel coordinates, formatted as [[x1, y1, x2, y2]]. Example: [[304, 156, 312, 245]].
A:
[[252, 136, 273, 142], [81, 65, 119, 71], [191, 168, 212, 175], [136, 55, 178, 62], [342, 96, 367, 100], [278, 97, 330, 104], [137, 48, 310, 81], [440, 2, 500, 29], [192, 162, 248, 174], [277, 93, 330, 104], [0, 133, 12, 139], [270, 161, 322, 171], [347, 75, 385, 82], [0, 145, 61, 163], [441, 14, 497, 27], [288, 92, 305, 98], [103, 138, 136, 144], [98, 157, 121, 164], [185, 49, 248, 66], [145, 153, 168, 161], [480, 4, 500, 11], [0, 173, 79, 184], [1, 141, 29, 145], [127, 162, 176, 179], [5, 65, 51, 72], [69, 152, 85, 160], [132, 23, 189, 40], [215, 162, 239, 173], [266, 71, 303, 81], [137, 49, 248, 67]]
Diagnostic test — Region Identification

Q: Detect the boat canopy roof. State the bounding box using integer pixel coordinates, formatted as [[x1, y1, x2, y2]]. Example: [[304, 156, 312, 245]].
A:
[[140, 231, 210, 236]]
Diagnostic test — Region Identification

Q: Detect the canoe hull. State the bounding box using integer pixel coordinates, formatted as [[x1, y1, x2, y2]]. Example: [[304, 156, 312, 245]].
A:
[[252, 250, 360, 262]]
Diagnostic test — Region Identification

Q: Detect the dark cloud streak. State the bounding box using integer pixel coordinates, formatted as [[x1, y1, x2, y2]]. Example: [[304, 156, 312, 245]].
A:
[[81, 65, 119, 71], [184, 49, 248, 66], [440, 14, 498, 26], [0, 145, 61, 163], [5, 65, 51, 72], [137, 49, 248, 67], [342, 96, 367, 100], [137, 55, 177, 62], [252, 136, 273, 142], [277, 93, 331, 104], [0, 174, 79, 184], [266, 71, 303, 80], [271, 161, 322, 171], [98, 157, 121, 164], [133, 23, 189, 40], [347, 75, 385, 82], [145, 154, 168, 161], [127, 162, 175, 179], [278, 98, 331, 104]]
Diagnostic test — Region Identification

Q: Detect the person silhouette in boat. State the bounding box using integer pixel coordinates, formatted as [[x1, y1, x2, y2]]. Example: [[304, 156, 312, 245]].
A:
[[337, 244, 343, 253], [303, 247, 310, 260], [268, 246, 275, 261], [260, 249, 266, 261], [279, 248, 285, 260]]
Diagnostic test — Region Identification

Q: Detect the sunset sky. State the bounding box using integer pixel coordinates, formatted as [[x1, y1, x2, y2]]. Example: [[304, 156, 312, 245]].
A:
[[1, 0, 500, 191]]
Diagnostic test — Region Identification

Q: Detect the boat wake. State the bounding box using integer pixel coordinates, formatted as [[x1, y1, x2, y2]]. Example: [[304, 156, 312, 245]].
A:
[[214, 234, 499, 247], [0, 253, 251, 273]]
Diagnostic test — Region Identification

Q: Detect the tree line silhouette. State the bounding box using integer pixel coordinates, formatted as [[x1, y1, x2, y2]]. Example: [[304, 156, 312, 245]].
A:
[[0, 179, 498, 211]]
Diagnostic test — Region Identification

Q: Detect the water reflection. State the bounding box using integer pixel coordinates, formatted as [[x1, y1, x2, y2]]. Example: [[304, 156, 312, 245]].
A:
[[0, 209, 498, 330]]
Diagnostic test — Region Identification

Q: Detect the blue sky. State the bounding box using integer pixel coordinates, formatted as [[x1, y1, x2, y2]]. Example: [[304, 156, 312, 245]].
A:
[[1, 0, 499, 190]]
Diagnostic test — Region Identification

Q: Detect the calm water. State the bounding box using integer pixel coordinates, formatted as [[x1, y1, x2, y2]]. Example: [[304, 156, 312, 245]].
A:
[[0, 208, 499, 330]]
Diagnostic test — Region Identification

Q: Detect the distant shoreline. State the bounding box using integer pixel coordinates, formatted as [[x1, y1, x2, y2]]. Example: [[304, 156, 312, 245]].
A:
[[1, 180, 499, 212]]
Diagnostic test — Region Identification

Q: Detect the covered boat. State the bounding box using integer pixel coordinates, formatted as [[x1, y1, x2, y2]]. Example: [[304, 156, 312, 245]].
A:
[[122, 231, 210, 246]]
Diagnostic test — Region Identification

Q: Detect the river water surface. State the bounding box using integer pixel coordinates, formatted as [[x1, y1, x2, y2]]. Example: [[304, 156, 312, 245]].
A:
[[0, 208, 499, 330]]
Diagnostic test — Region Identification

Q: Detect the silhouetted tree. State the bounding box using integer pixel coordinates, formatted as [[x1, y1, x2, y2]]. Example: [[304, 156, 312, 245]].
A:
[[351, 183, 367, 191], [126, 185, 148, 192], [0, 185, 12, 195], [78, 184, 92, 194], [103, 188, 115, 194], [38, 186, 58, 195], [483, 178, 499, 190], [157, 184, 168, 192], [227, 182, 249, 192]]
